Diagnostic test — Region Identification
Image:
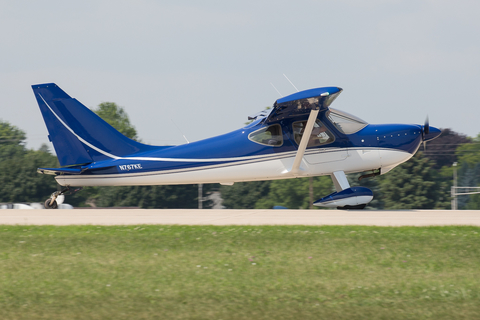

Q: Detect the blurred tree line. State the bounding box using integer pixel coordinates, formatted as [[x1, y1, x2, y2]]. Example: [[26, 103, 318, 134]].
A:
[[0, 102, 205, 208], [1, 103, 479, 209]]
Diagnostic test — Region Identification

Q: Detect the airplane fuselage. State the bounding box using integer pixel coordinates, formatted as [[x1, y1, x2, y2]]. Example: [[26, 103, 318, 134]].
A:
[[54, 121, 425, 187]]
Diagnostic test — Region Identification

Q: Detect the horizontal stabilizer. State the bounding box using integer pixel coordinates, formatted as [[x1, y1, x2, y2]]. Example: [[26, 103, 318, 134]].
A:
[[37, 167, 86, 175]]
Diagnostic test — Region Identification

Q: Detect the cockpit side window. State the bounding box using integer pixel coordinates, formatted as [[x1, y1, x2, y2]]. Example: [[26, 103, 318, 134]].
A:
[[292, 119, 334, 147], [248, 124, 283, 147], [327, 108, 368, 134]]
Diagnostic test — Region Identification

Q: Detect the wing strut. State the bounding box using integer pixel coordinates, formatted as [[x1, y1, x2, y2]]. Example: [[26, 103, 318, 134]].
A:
[[290, 108, 320, 174]]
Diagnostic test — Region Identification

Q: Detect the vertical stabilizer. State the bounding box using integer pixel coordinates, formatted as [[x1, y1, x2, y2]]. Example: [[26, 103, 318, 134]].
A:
[[32, 83, 156, 167]]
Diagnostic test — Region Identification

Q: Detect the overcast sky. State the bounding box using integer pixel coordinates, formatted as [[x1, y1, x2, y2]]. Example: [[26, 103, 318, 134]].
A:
[[1, 0, 479, 151]]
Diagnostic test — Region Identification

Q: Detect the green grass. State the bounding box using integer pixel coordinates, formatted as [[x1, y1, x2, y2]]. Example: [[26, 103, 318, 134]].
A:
[[0, 225, 479, 320]]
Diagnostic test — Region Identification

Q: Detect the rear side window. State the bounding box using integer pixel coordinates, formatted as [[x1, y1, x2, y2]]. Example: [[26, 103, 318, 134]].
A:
[[248, 124, 283, 147]]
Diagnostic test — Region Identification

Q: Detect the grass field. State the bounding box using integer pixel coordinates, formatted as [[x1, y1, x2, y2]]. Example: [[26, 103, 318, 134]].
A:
[[0, 225, 479, 320]]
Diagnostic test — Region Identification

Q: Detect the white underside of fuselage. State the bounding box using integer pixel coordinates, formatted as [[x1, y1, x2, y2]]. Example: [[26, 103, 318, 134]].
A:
[[55, 148, 414, 187]]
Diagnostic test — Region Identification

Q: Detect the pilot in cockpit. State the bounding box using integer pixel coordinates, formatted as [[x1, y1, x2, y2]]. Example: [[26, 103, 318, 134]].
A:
[[294, 120, 332, 147]]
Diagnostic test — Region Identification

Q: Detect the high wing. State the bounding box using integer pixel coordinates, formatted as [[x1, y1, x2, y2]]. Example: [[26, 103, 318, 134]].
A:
[[265, 87, 342, 123]]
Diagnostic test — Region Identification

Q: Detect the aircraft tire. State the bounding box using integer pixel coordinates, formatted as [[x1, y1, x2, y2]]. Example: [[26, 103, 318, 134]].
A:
[[337, 204, 366, 210], [44, 198, 58, 209]]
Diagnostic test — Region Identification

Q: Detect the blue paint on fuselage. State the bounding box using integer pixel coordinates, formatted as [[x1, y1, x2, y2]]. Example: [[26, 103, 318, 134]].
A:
[[372, 124, 423, 154], [84, 122, 297, 174], [83, 110, 438, 176], [33, 83, 442, 179]]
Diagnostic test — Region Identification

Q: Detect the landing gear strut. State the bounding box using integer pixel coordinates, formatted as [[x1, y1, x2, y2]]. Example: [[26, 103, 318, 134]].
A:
[[44, 186, 83, 209]]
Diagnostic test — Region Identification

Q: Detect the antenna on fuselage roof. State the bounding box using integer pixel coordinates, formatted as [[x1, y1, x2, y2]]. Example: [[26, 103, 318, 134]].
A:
[[270, 83, 283, 97], [170, 119, 190, 144], [283, 74, 299, 92]]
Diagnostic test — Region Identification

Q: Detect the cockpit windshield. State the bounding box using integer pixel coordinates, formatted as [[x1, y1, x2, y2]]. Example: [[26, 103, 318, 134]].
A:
[[248, 124, 283, 147], [327, 108, 368, 134]]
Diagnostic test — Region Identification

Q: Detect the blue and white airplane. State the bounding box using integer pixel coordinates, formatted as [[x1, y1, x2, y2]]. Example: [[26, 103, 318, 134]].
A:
[[33, 83, 441, 209]]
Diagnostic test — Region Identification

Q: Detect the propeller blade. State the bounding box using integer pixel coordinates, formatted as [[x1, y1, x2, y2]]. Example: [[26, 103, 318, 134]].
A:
[[424, 116, 429, 135], [422, 116, 432, 151]]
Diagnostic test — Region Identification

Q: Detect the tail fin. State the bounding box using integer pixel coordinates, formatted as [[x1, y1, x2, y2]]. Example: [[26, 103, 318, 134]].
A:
[[32, 83, 156, 167]]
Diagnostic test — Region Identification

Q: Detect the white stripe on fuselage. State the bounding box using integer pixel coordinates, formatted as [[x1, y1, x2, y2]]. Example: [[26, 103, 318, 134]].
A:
[[39, 94, 121, 160], [74, 147, 386, 180], [55, 148, 414, 187]]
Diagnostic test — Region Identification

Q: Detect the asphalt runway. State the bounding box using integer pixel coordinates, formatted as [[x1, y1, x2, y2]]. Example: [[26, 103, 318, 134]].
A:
[[0, 209, 479, 226]]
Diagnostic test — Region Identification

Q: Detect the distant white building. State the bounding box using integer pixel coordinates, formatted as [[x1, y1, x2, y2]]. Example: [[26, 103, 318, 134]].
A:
[[0, 202, 73, 209]]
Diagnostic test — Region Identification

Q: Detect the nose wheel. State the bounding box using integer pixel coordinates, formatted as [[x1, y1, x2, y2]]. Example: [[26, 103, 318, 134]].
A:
[[44, 195, 59, 209], [44, 187, 82, 209]]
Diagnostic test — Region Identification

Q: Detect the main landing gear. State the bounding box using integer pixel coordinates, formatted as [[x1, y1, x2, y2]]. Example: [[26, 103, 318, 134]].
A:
[[337, 204, 367, 210], [44, 186, 83, 209]]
